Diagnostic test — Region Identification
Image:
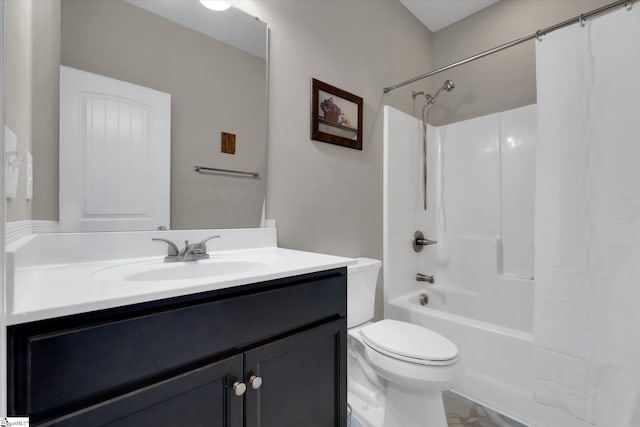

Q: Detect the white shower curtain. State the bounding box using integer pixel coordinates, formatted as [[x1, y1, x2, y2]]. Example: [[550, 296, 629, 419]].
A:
[[534, 5, 640, 426]]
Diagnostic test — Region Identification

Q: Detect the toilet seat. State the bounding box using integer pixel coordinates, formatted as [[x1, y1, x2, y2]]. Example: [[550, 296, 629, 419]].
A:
[[361, 319, 459, 366]]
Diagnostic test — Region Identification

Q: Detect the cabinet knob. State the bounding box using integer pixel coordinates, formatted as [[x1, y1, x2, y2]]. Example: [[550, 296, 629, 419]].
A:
[[233, 381, 247, 396], [249, 375, 263, 390]]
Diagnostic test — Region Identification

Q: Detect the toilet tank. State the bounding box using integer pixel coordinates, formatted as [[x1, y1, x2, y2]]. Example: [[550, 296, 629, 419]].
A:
[[347, 258, 382, 328]]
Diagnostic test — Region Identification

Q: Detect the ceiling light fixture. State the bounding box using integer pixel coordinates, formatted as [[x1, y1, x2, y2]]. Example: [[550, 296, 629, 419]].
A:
[[199, 0, 231, 12]]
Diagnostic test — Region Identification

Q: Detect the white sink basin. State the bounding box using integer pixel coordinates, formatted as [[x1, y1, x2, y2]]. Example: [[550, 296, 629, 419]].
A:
[[126, 260, 269, 281], [92, 257, 274, 283]]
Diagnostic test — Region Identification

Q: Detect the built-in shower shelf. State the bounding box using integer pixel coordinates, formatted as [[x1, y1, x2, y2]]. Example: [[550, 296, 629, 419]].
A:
[[318, 118, 357, 134]]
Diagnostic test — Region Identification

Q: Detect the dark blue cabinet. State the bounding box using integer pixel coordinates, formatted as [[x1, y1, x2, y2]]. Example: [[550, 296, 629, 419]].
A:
[[8, 268, 347, 426]]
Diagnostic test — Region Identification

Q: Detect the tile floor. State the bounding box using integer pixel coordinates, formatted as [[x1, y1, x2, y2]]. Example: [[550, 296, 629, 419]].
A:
[[348, 391, 528, 427], [444, 392, 528, 427]]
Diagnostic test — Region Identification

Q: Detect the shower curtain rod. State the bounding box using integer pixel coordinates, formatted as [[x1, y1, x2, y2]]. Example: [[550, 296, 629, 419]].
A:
[[383, 0, 633, 94]]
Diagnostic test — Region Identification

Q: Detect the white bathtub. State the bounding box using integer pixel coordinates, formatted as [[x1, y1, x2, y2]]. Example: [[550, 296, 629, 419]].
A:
[[387, 289, 536, 426]]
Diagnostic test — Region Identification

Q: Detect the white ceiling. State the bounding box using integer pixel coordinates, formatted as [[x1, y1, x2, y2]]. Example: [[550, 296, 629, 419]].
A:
[[126, 0, 267, 59], [399, 0, 500, 32]]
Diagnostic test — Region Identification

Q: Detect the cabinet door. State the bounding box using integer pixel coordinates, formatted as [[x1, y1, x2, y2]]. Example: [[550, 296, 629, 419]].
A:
[[244, 319, 347, 427], [42, 355, 243, 427]]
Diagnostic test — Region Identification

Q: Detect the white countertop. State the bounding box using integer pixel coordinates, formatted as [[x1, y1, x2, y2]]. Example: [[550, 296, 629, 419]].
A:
[[6, 229, 355, 325]]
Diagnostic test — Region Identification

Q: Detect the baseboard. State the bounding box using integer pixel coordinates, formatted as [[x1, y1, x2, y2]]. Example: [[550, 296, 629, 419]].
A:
[[5, 220, 59, 245]]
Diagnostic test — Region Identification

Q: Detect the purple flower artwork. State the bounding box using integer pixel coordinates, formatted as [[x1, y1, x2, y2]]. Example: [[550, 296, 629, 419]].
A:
[[320, 97, 342, 115], [311, 78, 363, 150]]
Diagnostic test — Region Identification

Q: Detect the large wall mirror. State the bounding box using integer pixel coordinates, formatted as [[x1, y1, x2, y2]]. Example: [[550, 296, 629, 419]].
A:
[[4, 0, 268, 232]]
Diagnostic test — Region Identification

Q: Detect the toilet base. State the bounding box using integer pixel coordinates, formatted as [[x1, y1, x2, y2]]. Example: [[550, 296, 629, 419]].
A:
[[348, 392, 385, 427], [383, 383, 447, 427]]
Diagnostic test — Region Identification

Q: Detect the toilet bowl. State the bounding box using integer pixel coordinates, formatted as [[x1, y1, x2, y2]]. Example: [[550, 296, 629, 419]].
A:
[[347, 258, 461, 427]]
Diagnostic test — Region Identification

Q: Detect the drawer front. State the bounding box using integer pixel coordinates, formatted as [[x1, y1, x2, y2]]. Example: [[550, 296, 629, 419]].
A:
[[10, 270, 346, 419]]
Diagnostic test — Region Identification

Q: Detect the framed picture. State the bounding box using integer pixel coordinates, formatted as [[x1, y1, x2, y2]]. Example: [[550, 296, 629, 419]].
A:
[[311, 78, 363, 150]]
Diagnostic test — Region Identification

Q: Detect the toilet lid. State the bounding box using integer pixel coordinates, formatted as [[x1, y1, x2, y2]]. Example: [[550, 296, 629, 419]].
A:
[[361, 319, 458, 364]]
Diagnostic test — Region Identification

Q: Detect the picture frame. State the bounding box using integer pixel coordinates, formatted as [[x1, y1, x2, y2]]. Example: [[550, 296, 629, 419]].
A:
[[311, 78, 363, 150]]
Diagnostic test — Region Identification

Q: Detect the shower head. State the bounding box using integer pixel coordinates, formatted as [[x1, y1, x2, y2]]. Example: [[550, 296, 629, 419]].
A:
[[412, 80, 455, 110], [429, 79, 455, 105]]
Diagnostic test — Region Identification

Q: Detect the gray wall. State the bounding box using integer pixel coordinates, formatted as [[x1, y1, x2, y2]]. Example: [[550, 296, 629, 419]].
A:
[[5, 0, 34, 221], [61, 0, 267, 229], [245, 0, 436, 318], [429, 0, 611, 125], [32, 0, 61, 221], [5, 0, 60, 222]]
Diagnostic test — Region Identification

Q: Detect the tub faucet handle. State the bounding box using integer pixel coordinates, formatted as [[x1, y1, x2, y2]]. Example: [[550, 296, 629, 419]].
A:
[[416, 237, 438, 246], [416, 273, 434, 283], [413, 231, 437, 252]]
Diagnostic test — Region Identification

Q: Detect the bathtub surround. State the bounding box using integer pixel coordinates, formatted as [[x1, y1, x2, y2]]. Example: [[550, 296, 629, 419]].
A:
[[383, 105, 535, 330], [534, 5, 640, 425]]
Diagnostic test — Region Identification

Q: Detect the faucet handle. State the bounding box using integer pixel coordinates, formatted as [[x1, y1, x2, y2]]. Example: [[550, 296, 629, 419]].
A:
[[197, 235, 220, 253], [152, 238, 179, 257], [200, 235, 221, 245]]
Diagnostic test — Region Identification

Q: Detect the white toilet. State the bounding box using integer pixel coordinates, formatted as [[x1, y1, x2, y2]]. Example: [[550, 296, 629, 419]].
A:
[[347, 258, 461, 427]]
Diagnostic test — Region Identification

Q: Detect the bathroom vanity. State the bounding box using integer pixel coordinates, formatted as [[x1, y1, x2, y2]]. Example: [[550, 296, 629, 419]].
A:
[[5, 229, 351, 426]]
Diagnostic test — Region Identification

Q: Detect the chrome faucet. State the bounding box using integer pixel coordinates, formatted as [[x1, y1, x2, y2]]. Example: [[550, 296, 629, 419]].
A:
[[416, 273, 434, 284], [152, 235, 220, 262]]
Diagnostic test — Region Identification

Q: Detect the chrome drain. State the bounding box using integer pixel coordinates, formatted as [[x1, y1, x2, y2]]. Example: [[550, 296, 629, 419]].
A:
[[419, 293, 429, 306]]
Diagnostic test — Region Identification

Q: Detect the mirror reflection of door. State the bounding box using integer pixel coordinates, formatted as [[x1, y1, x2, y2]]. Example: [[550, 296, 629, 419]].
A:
[[60, 0, 268, 230], [59, 66, 170, 232], [3, 0, 268, 234]]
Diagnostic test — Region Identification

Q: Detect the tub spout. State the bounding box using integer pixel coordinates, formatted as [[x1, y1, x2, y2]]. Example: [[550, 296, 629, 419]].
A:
[[416, 273, 434, 283]]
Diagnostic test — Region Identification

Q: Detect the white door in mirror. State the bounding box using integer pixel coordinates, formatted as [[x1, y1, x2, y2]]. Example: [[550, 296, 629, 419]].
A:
[[59, 65, 171, 232]]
